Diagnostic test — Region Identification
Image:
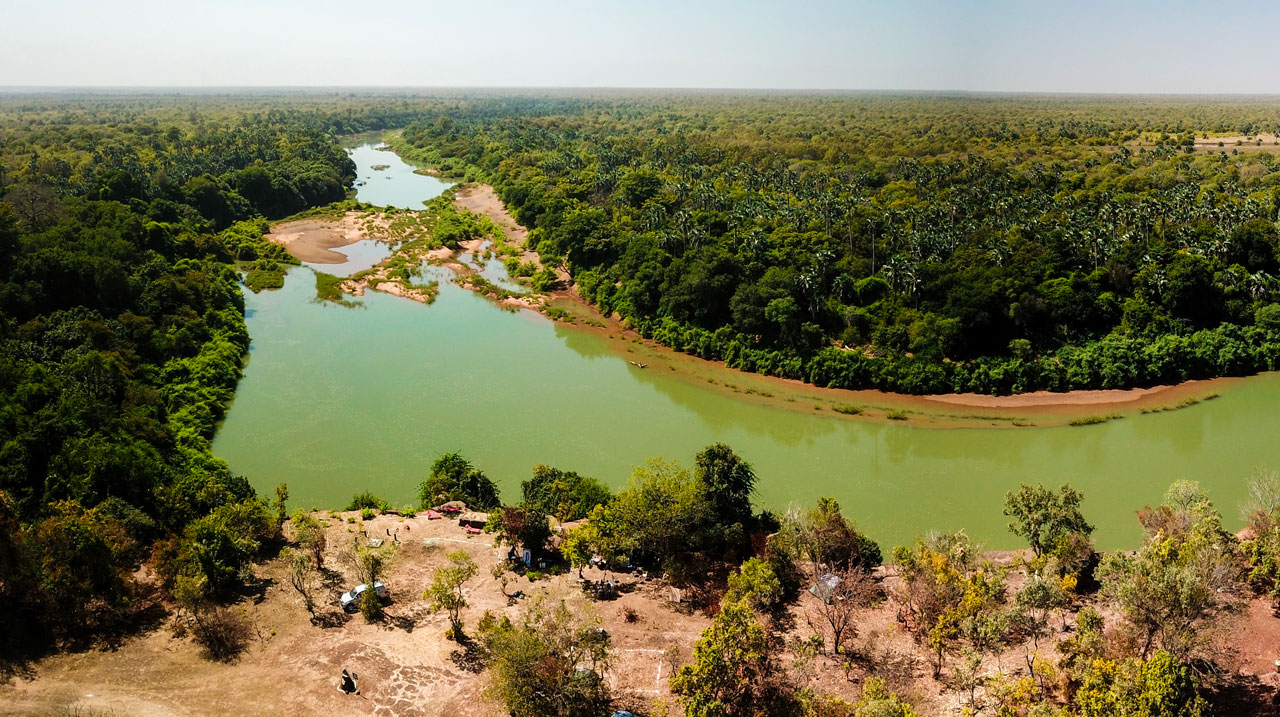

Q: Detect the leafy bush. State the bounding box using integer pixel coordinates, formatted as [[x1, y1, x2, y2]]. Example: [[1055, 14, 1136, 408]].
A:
[[346, 491, 390, 512], [419, 453, 501, 510]]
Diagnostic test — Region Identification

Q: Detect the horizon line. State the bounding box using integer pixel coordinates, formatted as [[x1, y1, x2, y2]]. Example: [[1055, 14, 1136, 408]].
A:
[[3, 85, 1280, 98]]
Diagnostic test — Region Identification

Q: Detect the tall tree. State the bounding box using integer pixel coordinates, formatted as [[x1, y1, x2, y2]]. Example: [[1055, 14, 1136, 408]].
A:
[[1003, 483, 1093, 558]]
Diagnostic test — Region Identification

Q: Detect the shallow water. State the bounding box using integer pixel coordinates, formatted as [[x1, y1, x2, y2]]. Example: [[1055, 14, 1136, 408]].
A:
[[302, 239, 393, 277], [211, 141, 1280, 550], [347, 143, 453, 209]]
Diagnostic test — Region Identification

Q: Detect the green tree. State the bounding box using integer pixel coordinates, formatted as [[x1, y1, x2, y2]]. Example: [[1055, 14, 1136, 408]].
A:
[[1074, 650, 1206, 717], [477, 597, 611, 716], [289, 509, 327, 569], [853, 677, 918, 717], [489, 504, 552, 558], [788, 497, 882, 574], [1097, 481, 1240, 660], [425, 550, 478, 639], [1003, 483, 1093, 559], [285, 547, 318, 617], [671, 601, 784, 716], [724, 557, 783, 612], [419, 453, 501, 510], [694, 442, 756, 534], [521, 465, 612, 521], [272, 482, 289, 529]]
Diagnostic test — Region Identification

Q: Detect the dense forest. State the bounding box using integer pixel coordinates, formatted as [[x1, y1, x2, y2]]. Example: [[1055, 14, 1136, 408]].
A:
[[0, 94, 353, 649], [395, 93, 1280, 394]]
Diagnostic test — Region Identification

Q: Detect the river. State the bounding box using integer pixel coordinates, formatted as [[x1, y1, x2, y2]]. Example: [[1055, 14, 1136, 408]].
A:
[[211, 142, 1280, 550]]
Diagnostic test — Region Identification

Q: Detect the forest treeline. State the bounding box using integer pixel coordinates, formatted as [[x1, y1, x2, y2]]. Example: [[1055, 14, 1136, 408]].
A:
[[0, 96, 353, 650], [392, 93, 1280, 394]]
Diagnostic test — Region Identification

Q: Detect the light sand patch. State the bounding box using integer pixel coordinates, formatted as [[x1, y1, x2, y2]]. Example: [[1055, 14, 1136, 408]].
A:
[[268, 212, 394, 264], [454, 184, 529, 247], [458, 238, 486, 254], [921, 378, 1232, 410]]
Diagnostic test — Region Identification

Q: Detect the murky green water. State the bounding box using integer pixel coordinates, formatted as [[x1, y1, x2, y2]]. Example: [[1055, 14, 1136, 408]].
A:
[[211, 143, 1280, 551]]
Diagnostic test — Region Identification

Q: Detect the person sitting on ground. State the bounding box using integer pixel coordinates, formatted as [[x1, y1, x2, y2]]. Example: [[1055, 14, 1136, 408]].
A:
[[339, 669, 356, 694]]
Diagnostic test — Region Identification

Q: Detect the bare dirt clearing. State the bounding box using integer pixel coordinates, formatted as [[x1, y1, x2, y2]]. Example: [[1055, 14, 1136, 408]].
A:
[[5, 512, 1280, 715]]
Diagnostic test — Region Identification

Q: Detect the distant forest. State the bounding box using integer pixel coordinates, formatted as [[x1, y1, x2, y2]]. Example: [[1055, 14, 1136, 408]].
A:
[[390, 93, 1280, 394]]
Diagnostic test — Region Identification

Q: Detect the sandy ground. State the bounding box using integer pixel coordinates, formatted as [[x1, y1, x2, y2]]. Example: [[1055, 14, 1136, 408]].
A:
[[455, 184, 546, 272], [921, 378, 1230, 409], [454, 185, 527, 247], [5, 516, 1279, 716], [268, 213, 392, 263], [0, 512, 712, 717]]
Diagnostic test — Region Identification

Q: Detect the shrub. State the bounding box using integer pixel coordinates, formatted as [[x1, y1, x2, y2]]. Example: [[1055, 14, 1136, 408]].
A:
[[346, 491, 389, 512]]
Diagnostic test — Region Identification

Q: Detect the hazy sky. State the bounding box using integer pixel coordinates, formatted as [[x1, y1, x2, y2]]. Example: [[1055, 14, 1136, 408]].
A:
[[3, 0, 1278, 92]]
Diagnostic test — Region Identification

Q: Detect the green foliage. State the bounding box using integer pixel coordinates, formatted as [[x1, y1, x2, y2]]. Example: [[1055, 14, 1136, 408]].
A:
[[776, 497, 881, 576], [0, 96, 364, 644], [476, 597, 611, 716], [521, 465, 612, 521], [396, 94, 1280, 396], [272, 483, 288, 528], [419, 452, 501, 511], [345, 491, 389, 512], [488, 503, 552, 557], [724, 557, 783, 612], [893, 531, 1009, 677], [853, 677, 919, 717], [671, 600, 794, 716], [1003, 483, 1093, 558], [1240, 470, 1280, 595], [314, 271, 358, 306], [694, 442, 757, 537], [158, 498, 275, 594], [425, 550, 478, 638], [359, 584, 383, 622], [1074, 651, 1206, 717], [1097, 481, 1241, 661], [563, 444, 767, 581]]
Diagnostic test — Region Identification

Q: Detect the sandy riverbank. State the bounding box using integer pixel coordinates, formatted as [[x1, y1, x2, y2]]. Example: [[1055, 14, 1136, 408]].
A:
[[536, 287, 1237, 427], [267, 213, 392, 263]]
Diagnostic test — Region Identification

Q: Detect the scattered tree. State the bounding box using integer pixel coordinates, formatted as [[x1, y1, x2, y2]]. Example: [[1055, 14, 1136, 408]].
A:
[[1003, 483, 1093, 559], [426, 550, 478, 639], [477, 597, 611, 716], [419, 453, 501, 510]]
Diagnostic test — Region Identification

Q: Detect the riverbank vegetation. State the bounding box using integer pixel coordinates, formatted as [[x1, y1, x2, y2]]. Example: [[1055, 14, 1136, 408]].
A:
[[0, 94, 356, 655], [395, 93, 1280, 395]]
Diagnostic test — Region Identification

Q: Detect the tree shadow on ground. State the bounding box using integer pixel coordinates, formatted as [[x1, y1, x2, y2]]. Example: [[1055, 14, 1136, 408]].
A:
[[1208, 673, 1280, 716], [310, 610, 352, 629], [449, 636, 488, 674]]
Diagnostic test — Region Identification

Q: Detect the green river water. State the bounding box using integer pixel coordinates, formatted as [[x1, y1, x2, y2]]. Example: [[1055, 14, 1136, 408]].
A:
[[211, 143, 1280, 550]]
